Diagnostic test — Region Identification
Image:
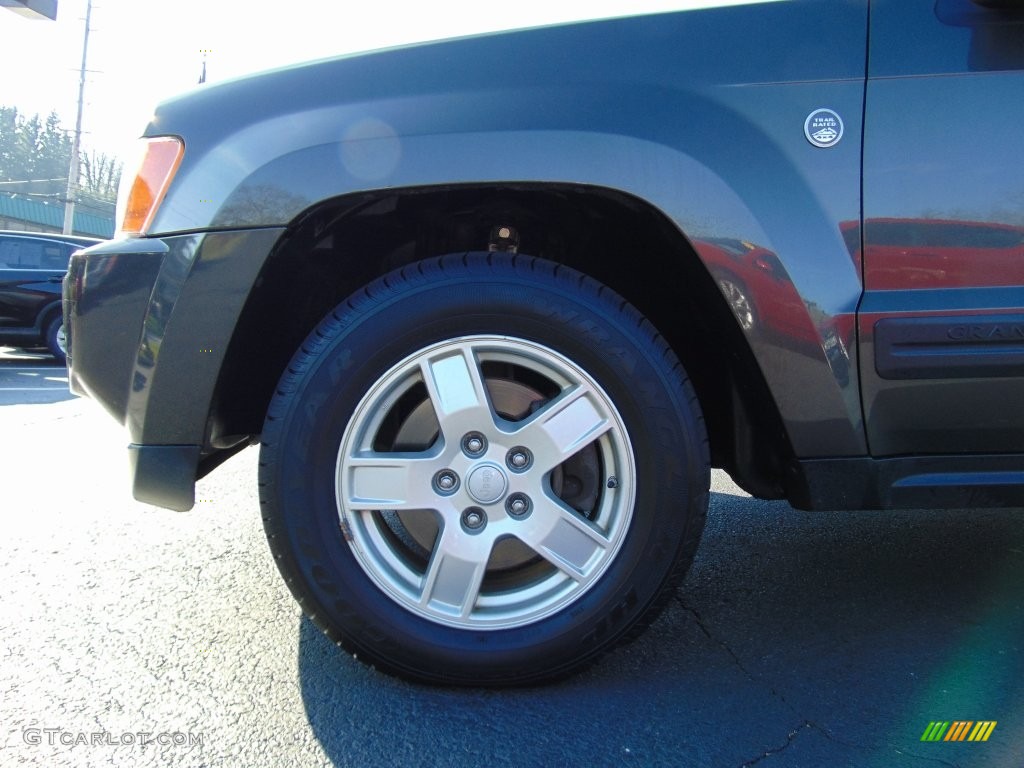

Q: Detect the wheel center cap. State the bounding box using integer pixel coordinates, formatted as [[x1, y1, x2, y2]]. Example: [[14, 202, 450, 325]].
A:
[[466, 463, 508, 504]]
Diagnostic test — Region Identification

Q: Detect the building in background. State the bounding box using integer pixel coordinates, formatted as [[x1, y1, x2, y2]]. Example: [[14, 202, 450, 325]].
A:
[[0, 194, 112, 238], [0, 0, 57, 20]]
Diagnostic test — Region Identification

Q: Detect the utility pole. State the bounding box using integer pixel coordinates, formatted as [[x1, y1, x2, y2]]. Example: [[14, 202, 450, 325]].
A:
[[63, 0, 92, 235]]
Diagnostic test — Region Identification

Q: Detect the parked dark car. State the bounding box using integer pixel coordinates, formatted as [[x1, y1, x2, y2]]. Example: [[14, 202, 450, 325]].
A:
[[0, 231, 101, 362], [65, 0, 1024, 685]]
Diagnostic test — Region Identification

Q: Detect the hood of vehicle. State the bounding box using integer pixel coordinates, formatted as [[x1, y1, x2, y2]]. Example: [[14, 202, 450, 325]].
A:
[[138, 1, 866, 235], [145, 2, 863, 147]]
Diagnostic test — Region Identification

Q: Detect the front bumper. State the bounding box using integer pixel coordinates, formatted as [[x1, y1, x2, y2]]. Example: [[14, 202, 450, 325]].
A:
[[64, 228, 284, 510], [65, 237, 169, 417]]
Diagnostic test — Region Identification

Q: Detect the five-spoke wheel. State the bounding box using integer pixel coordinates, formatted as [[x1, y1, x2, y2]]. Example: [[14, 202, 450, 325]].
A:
[[337, 336, 635, 629]]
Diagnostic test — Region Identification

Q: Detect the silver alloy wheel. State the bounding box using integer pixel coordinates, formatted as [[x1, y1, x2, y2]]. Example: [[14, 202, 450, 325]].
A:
[[718, 277, 755, 331], [55, 323, 67, 355], [335, 335, 635, 630]]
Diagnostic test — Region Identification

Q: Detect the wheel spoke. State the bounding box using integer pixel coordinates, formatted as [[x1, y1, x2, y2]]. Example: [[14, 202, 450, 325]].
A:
[[420, 526, 491, 618], [344, 453, 439, 510], [419, 346, 495, 439], [516, 496, 611, 580], [513, 384, 613, 472]]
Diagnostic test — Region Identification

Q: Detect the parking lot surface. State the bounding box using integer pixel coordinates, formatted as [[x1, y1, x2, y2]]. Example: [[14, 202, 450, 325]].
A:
[[1, 348, 1022, 767]]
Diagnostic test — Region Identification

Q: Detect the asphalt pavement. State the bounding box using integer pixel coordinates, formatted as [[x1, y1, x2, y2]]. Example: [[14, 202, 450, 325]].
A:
[[1, 346, 1022, 768]]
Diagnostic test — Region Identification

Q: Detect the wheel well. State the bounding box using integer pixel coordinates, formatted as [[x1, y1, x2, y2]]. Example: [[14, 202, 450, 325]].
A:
[[209, 184, 793, 497]]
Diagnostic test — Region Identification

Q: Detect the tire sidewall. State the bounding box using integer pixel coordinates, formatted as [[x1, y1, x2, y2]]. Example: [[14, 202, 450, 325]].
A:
[[45, 315, 67, 364]]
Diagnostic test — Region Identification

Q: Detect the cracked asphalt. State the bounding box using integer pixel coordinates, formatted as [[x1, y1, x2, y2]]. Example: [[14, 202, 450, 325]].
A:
[[2, 349, 1023, 767]]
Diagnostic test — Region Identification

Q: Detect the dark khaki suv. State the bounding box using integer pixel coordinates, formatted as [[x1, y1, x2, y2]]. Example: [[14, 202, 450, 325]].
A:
[[65, 0, 1024, 684]]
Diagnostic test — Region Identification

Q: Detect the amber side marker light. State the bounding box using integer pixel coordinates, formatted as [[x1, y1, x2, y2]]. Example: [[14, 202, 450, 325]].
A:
[[116, 137, 184, 236]]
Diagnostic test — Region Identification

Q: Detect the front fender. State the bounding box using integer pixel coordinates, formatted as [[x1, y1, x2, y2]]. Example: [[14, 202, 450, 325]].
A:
[[144, 1, 868, 456]]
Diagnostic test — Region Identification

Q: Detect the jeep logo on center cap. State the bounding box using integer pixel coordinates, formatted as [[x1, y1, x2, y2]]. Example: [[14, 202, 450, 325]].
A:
[[467, 463, 508, 504], [804, 108, 844, 148]]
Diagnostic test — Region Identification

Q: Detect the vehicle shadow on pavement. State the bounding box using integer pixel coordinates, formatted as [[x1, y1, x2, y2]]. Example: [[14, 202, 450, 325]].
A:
[[296, 492, 1024, 768]]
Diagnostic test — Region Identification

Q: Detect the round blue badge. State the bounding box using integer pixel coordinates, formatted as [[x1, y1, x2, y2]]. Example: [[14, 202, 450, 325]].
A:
[[804, 109, 844, 148]]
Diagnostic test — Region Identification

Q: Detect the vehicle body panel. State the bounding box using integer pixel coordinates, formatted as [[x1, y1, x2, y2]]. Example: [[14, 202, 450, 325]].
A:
[[66, 229, 281, 440], [860, 0, 1024, 455], [64, 0, 1024, 512], [138, 0, 868, 458]]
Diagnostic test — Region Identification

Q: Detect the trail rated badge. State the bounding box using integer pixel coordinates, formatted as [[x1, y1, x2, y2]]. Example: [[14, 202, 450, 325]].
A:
[[804, 108, 844, 148]]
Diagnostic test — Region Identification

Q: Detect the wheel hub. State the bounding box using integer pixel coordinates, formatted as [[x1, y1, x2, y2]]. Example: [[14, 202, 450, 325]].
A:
[[465, 463, 508, 505]]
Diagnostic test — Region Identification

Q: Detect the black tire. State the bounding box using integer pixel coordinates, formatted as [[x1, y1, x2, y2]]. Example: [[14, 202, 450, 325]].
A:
[[259, 253, 709, 685], [45, 315, 67, 364]]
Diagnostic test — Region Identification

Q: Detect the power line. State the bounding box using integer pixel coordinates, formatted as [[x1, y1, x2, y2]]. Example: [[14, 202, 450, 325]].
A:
[[0, 178, 68, 186]]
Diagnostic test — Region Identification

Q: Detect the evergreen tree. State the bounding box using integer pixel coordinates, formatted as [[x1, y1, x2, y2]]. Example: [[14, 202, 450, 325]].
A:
[[0, 105, 121, 207]]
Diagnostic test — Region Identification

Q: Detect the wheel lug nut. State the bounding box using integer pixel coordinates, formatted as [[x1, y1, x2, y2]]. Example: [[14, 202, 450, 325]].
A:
[[506, 447, 533, 472], [462, 507, 486, 532], [506, 493, 532, 519], [461, 432, 487, 457], [433, 469, 460, 494]]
